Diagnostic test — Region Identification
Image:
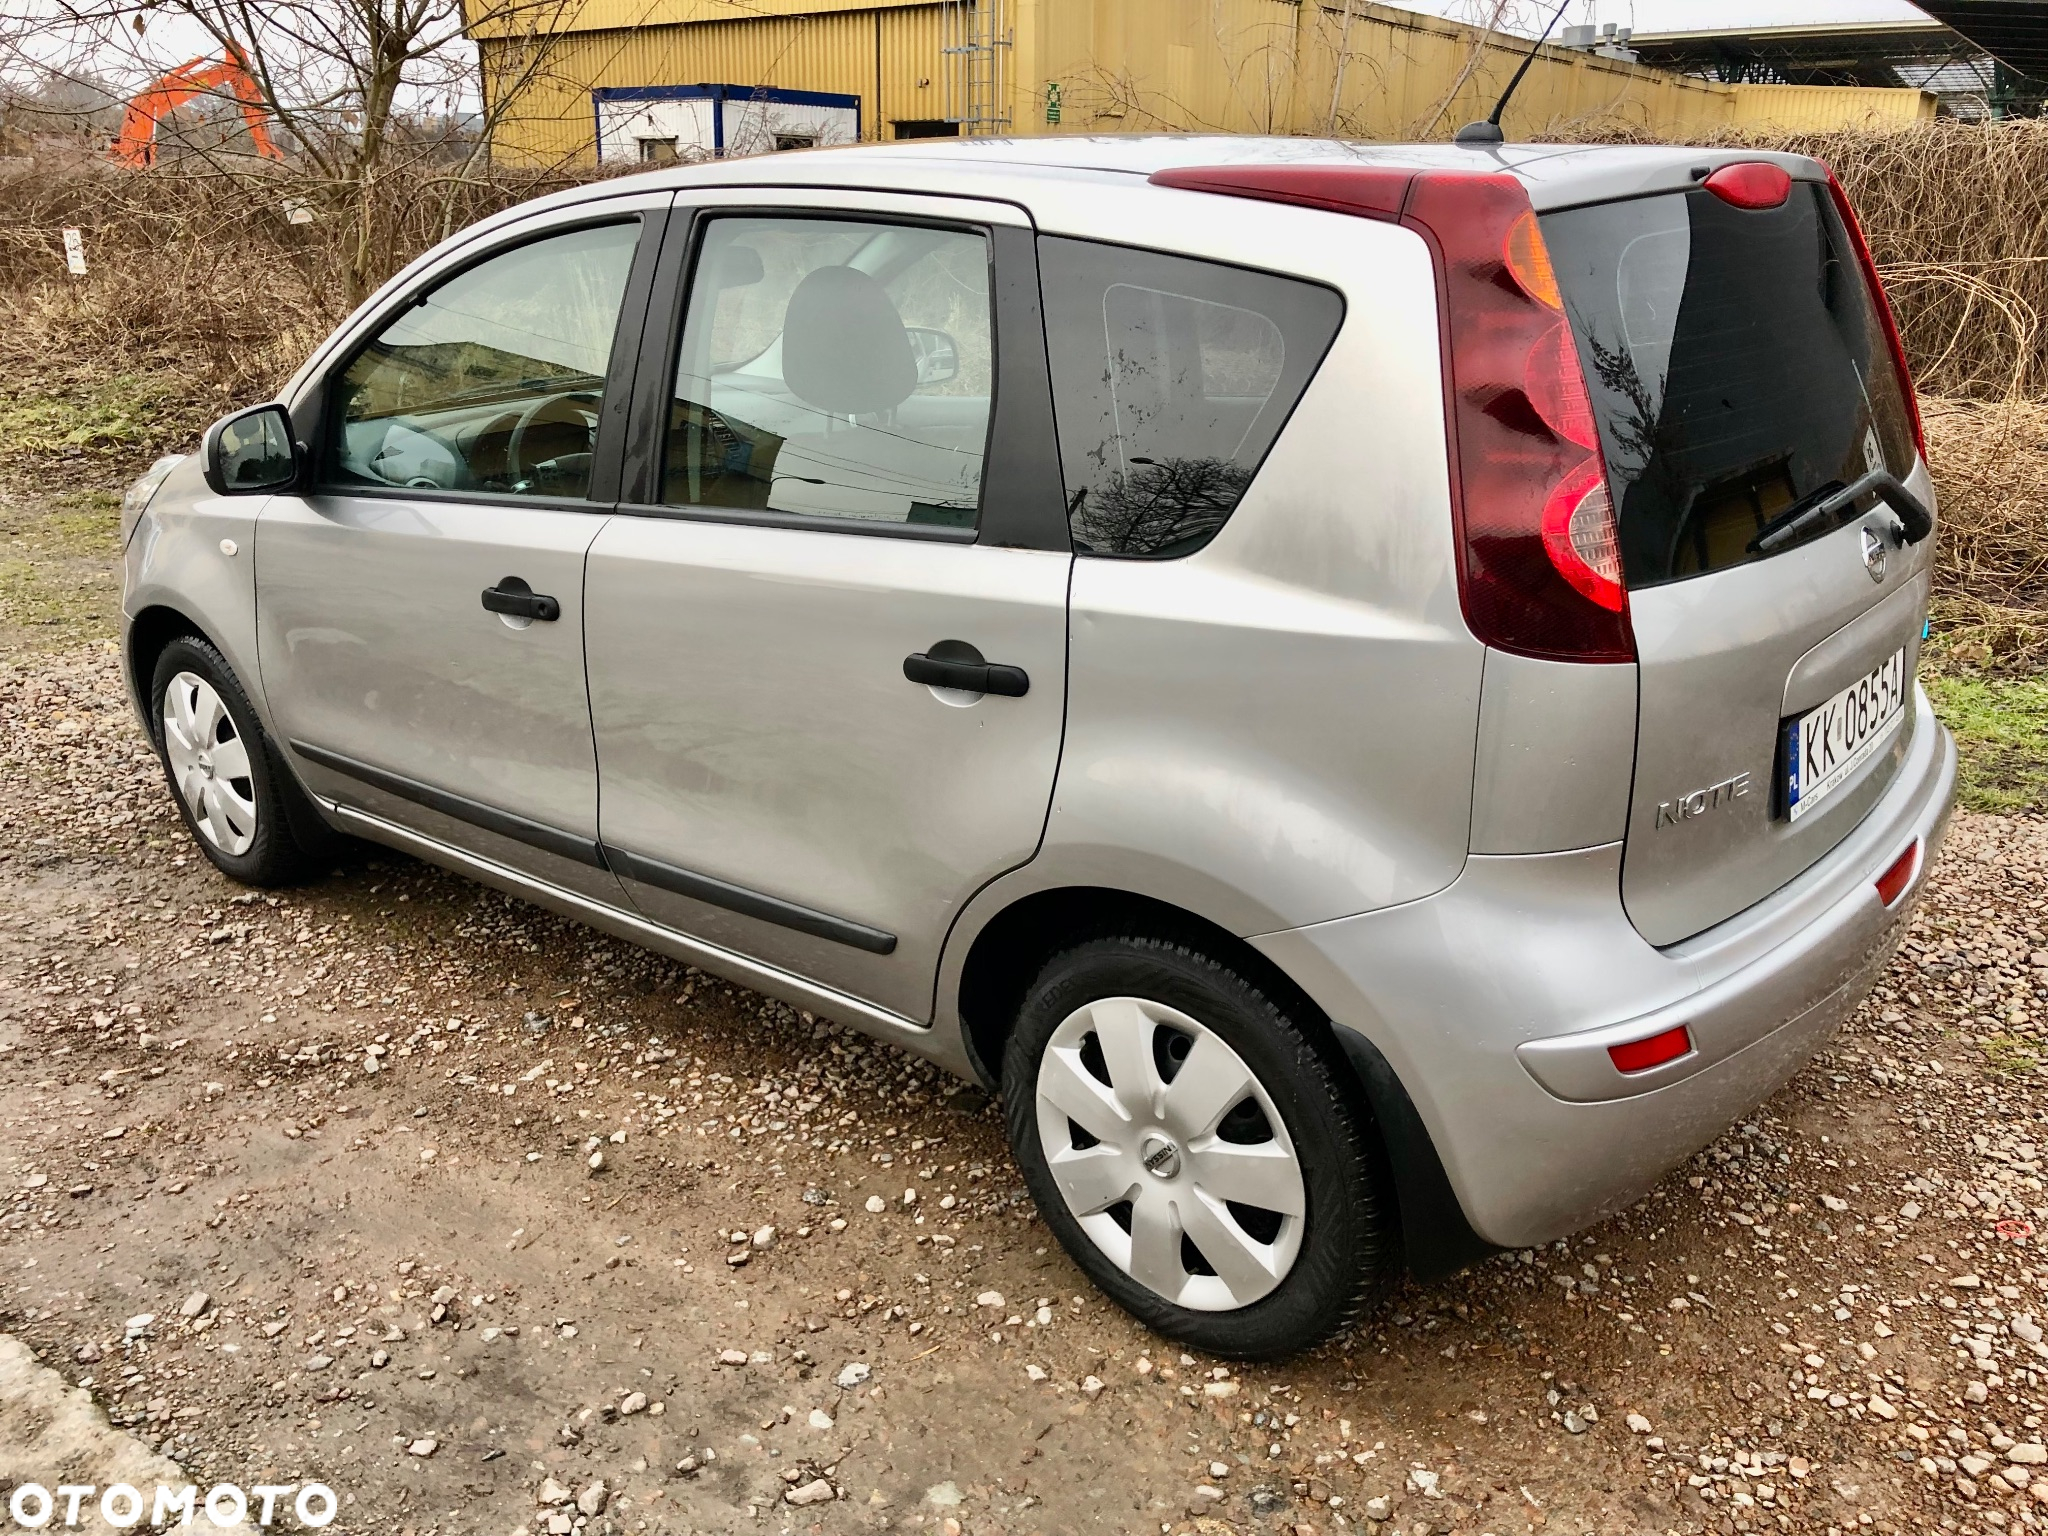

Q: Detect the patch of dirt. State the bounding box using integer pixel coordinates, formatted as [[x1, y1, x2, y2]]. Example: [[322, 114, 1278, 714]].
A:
[[1, 500, 2047, 1536]]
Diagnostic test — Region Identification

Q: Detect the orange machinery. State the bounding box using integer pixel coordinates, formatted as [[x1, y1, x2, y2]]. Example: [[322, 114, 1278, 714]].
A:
[[111, 44, 284, 166]]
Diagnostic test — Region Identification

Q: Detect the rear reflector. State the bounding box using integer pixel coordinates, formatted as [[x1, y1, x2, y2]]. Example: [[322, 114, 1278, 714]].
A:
[[1608, 1025, 1693, 1075], [1704, 162, 1792, 210], [1876, 840, 1921, 907]]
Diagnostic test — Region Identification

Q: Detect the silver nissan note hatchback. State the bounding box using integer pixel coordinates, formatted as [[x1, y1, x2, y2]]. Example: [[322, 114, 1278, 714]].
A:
[[120, 137, 1956, 1358]]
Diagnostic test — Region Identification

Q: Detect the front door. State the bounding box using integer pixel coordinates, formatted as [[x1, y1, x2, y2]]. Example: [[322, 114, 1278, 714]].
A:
[[584, 196, 1071, 1019], [258, 207, 660, 900]]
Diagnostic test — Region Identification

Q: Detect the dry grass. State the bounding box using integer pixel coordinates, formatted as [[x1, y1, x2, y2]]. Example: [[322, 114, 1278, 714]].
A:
[[0, 128, 2045, 642], [0, 131, 2042, 804]]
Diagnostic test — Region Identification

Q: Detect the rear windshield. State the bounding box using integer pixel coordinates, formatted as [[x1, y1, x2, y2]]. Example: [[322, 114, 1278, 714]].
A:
[[1543, 183, 1916, 589]]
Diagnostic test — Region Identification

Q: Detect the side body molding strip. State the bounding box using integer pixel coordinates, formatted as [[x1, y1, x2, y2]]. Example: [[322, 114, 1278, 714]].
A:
[[291, 740, 900, 956], [607, 847, 900, 955], [323, 804, 949, 1062], [291, 740, 608, 869]]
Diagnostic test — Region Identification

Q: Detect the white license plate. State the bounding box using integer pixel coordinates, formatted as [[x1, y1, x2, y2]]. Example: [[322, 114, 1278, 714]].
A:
[[1784, 648, 1908, 822]]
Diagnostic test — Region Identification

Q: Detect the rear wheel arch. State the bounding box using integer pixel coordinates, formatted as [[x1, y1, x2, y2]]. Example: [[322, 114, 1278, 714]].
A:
[[956, 883, 1495, 1281], [958, 886, 1333, 1088]]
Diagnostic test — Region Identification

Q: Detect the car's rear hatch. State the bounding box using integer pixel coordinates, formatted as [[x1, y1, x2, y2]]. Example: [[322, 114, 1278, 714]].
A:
[[1542, 171, 1933, 946]]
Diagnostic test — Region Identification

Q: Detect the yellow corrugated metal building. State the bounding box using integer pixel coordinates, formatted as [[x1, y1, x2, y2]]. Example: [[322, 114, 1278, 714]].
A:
[[466, 0, 1935, 168]]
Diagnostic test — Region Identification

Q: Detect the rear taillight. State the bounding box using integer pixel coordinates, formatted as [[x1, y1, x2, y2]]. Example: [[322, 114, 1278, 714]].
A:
[[1404, 175, 1633, 661], [1823, 166, 1926, 461], [1148, 164, 1634, 663]]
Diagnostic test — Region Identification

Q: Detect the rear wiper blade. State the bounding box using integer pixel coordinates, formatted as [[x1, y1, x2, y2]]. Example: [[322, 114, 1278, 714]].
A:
[[1746, 479, 1845, 555], [1749, 469, 1934, 555]]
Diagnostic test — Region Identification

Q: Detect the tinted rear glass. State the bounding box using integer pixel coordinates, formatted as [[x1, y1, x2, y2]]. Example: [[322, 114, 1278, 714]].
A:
[[1543, 184, 1916, 588], [1038, 237, 1342, 558]]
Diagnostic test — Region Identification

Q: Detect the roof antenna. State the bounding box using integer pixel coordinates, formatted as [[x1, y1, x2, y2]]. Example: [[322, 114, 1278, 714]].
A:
[[1454, 0, 1575, 147]]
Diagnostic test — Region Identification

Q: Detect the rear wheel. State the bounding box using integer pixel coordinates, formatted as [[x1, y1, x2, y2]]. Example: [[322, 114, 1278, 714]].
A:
[[1002, 935, 1395, 1359], [149, 635, 329, 887]]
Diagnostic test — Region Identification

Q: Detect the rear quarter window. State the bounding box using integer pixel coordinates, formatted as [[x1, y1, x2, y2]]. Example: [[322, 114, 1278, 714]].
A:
[[1038, 238, 1342, 558], [1543, 183, 1916, 588]]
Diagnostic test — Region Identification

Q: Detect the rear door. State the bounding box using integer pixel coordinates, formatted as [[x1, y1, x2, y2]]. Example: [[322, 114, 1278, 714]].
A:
[[583, 192, 1071, 1020], [1544, 175, 1933, 945]]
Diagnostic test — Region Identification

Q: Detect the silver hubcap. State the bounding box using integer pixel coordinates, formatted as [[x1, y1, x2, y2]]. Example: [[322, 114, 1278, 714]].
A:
[[161, 671, 257, 856], [1033, 996, 1305, 1312]]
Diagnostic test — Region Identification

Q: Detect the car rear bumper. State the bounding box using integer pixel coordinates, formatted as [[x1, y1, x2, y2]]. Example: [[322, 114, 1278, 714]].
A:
[[1253, 684, 1956, 1251]]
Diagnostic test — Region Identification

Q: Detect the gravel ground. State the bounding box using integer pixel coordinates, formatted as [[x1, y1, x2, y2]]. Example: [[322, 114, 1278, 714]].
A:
[[2, 520, 2048, 1535]]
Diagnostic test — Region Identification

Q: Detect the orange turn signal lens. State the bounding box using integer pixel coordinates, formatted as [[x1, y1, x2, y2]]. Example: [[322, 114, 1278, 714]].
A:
[[1502, 208, 1562, 310]]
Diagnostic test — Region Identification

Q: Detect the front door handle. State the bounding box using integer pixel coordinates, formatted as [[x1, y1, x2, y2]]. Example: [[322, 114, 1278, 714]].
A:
[[903, 642, 1029, 698], [481, 578, 560, 622]]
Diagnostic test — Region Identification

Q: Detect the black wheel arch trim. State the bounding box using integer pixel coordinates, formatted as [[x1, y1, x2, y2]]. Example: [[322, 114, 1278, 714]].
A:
[[1330, 1023, 1500, 1281]]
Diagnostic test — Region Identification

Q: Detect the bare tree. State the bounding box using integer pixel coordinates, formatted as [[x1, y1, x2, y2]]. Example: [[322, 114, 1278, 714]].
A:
[[3, 0, 580, 303]]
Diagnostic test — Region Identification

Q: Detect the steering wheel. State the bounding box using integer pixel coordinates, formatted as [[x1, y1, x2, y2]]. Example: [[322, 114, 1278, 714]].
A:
[[505, 389, 603, 488]]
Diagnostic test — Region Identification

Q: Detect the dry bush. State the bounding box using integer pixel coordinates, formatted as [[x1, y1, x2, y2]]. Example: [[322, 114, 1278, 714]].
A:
[[0, 152, 604, 471], [1756, 121, 2048, 403], [1923, 396, 2048, 673], [1559, 118, 2048, 404]]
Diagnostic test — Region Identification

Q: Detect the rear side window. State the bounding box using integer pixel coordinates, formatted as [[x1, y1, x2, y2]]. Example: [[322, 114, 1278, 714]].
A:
[[1038, 238, 1342, 558], [1543, 184, 1916, 589]]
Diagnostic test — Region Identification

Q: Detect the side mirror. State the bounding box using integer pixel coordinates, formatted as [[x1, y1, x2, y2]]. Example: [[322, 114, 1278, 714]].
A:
[[709, 244, 765, 290], [201, 403, 301, 496], [904, 327, 960, 388]]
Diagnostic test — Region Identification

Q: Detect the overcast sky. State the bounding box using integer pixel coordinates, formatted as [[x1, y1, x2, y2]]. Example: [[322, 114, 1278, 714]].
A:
[[1392, 1, 1936, 35], [9, 0, 1949, 103]]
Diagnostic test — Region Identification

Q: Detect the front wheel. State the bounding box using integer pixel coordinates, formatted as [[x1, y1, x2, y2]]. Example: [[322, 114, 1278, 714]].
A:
[[149, 635, 329, 886], [1002, 935, 1396, 1359]]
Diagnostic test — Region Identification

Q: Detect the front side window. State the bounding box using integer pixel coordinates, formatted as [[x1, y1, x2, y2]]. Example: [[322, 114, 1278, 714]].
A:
[[324, 221, 641, 499], [1039, 237, 1343, 558], [663, 216, 993, 529]]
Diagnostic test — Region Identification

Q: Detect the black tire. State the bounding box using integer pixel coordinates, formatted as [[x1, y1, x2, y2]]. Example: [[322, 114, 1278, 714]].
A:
[[148, 634, 332, 887], [1002, 935, 1396, 1360]]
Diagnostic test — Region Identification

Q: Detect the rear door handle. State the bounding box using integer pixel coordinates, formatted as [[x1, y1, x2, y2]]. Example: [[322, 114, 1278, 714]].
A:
[[481, 579, 560, 622], [903, 646, 1029, 698]]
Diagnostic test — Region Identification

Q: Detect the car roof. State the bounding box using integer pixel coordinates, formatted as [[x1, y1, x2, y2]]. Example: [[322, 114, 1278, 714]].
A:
[[553, 133, 1823, 216]]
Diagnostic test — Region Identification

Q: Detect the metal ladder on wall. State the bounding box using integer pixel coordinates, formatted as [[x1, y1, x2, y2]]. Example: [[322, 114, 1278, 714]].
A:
[[942, 0, 1012, 135]]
